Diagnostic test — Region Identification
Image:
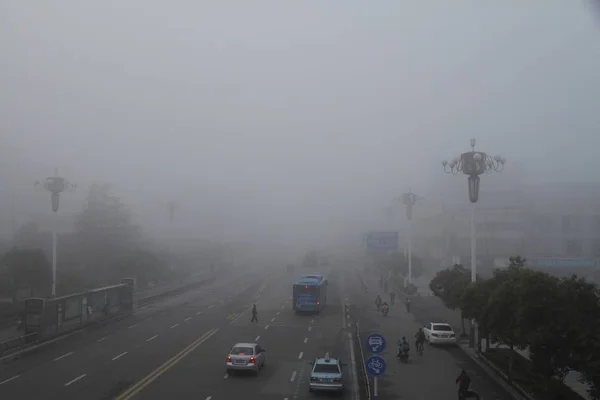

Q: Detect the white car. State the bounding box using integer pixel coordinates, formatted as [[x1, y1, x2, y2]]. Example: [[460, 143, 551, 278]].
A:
[[226, 342, 266, 375], [423, 322, 457, 345]]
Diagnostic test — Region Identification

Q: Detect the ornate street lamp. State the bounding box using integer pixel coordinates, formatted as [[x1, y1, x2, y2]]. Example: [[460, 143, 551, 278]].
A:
[[35, 168, 77, 297], [442, 139, 505, 347]]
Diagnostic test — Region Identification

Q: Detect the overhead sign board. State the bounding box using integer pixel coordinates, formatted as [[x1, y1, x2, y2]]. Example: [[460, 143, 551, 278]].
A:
[[365, 232, 398, 251]]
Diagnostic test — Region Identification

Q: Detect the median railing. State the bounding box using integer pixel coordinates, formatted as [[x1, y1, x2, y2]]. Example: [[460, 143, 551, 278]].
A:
[[355, 320, 371, 400], [0, 272, 217, 359]]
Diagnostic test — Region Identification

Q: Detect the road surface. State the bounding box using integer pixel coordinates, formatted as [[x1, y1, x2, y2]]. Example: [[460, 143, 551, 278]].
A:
[[0, 266, 356, 400]]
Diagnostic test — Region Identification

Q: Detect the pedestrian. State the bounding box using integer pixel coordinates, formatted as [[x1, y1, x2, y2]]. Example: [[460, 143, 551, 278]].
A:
[[251, 304, 258, 322]]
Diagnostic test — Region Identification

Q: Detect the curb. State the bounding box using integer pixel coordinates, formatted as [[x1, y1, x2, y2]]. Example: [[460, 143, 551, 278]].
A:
[[456, 343, 534, 400]]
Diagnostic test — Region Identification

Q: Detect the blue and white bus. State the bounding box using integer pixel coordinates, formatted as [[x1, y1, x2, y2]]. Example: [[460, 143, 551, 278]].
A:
[[293, 277, 327, 313]]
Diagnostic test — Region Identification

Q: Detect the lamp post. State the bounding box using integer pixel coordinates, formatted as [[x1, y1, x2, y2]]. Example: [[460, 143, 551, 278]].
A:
[[395, 191, 423, 286], [164, 201, 179, 272], [35, 168, 77, 297], [442, 139, 505, 347]]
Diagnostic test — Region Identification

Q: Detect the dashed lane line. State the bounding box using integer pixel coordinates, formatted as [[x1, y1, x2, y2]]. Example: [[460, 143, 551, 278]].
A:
[[265, 325, 269, 330], [304, 338, 308, 343], [0, 375, 20, 385], [147, 335, 158, 342], [170, 324, 179, 329], [53, 352, 73, 361], [128, 324, 138, 329], [298, 351, 303, 359], [112, 352, 128, 361], [196, 311, 203, 315], [97, 336, 107, 343], [270, 317, 276, 322], [255, 335, 260, 341], [290, 370, 297, 382], [115, 329, 218, 400], [64, 374, 87, 387], [184, 317, 192, 323]]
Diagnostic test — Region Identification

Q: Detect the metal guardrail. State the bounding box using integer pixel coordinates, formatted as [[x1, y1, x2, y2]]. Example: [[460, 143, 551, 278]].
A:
[[0, 274, 217, 358], [0, 332, 38, 356], [355, 321, 371, 400]]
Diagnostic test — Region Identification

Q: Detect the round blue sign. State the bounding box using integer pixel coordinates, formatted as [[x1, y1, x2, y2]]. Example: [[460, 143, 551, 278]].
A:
[[366, 355, 386, 376], [366, 333, 386, 354]]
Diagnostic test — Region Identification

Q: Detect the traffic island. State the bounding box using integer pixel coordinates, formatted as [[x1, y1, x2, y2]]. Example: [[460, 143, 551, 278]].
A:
[[481, 348, 586, 400]]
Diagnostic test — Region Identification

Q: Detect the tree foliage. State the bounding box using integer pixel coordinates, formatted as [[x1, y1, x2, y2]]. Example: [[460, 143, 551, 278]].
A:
[[1, 247, 52, 298], [430, 255, 600, 399]]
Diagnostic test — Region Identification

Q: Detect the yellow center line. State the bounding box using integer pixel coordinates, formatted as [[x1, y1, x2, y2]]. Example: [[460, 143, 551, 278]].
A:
[[114, 328, 219, 400]]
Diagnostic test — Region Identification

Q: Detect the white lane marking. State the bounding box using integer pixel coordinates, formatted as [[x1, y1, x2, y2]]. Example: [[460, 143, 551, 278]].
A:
[[146, 317, 153, 321], [281, 305, 285, 308], [219, 300, 224, 303], [223, 374, 229, 379], [276, 311, 280, 315], [0, 375, 20, 385], [112, 351, 128, 361], [255, 335, 260, 341], [304, 338, 308, 343], [265, 325, 269, 330], [197, 311, 203, 315], [146, 335, 158, 342], [298, 351, 303, 359], [53, 352, 73, 361], [206, 397, 212, 400], [97, 336, 107, 343], [64, 374, 87, 386], [308, 327, 312, 332], [184, 317, 192, 322], [311, 319, 315, 323], [128, 324, 138, 329], [290, 370, 297, 382], [208, 305, 214, 308], [170, 324, 179, 329], [270, 317, 276, 322]]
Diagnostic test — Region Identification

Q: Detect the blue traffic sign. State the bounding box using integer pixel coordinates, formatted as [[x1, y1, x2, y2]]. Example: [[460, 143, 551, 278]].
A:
[[366, 333, 386, 354], [366, 355, 386, 376], [365, 232, 398, 251]]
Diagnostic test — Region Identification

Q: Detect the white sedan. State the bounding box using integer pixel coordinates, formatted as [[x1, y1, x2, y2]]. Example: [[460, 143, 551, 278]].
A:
[[423, 322, 457, 345]]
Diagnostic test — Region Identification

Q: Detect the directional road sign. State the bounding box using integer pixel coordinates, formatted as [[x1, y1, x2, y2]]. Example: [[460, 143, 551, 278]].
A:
[[365, 231, 398, 251], [366, 333, 386, 354], [366, 355, 386, 376]]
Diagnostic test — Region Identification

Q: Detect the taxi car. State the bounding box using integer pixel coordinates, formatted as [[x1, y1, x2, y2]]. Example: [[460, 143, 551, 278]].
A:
[[225, 342, 266, 375], [308, 353, 345, 393]]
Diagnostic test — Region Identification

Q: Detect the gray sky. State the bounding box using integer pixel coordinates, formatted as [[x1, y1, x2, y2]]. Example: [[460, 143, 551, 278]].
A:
[[1, 1, 599, 247]]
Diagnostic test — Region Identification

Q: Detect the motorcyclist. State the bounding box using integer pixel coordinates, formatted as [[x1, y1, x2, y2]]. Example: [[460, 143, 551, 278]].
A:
[[456, 369, 480, 399], [375, 295, 382, 311], [397, 336, 410, 357], [415, 328, 426, 351], [381, 301, 389, 315]]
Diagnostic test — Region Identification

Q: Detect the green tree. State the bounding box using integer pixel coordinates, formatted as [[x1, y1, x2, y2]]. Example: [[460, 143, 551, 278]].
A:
[[1, 247, 52, 298], [75, 183, 141, 284], [429, 264, 471, 333]]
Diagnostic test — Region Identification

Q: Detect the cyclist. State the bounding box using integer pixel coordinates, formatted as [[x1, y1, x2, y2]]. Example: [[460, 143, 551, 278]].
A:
[[415, 328, 425, 352], [397, 336, 410, 358]]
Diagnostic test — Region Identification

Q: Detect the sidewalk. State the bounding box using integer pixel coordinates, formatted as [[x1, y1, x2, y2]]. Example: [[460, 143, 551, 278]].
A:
[[372, 271, 591, 400]]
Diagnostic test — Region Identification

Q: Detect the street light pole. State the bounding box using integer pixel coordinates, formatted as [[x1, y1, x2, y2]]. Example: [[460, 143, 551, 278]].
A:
[[442, 139, 505, 347], [165, 201, 179, 272], [398, 191, 420, 286], [35, 168, 77, 297]]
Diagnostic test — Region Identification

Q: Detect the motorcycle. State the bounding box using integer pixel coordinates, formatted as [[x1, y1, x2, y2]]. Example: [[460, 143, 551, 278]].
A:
[[396, 344, 409, 363]]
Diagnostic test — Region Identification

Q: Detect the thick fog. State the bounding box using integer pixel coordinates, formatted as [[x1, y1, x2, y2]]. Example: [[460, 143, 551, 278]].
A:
[[1, 1, 600, 252]]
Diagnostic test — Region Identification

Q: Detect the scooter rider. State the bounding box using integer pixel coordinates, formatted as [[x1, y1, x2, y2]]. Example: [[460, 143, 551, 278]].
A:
[[397, 336, 410, 358]]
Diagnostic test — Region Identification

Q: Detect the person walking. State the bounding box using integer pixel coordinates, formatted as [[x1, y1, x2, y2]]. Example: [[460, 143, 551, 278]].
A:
[[251, 304, 258, 322]]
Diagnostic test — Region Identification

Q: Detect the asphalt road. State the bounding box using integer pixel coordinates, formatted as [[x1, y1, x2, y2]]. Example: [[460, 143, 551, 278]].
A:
[[0, 266, 357, 400], [349, 271, 516, 400]]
